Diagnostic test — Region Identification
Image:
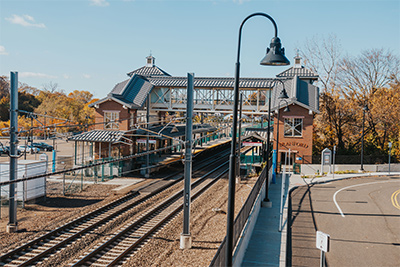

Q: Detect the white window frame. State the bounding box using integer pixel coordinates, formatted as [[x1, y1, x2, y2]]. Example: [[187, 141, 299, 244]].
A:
[[284, 117, 303, 137], [104, 111, 119, 130]]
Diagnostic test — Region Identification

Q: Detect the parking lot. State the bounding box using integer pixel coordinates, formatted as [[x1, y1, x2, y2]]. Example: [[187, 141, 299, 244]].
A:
[[0, 138, 75, 164]]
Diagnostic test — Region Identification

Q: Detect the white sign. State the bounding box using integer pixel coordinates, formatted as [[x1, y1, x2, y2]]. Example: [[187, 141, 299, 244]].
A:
[[316, 231, 330, 252], [242, 142, 262, 147], [137, 139, 156, 144]]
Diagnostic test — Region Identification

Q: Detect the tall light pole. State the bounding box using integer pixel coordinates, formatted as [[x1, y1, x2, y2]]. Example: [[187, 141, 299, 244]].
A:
[[274, 91, 290, 177], [263, 78, 286, 205], [181, 73, 194, 249], [360, 104, 369, 171], [226, 12, 290, 266], [237, 93, 243, 182], [8, 72, 18, 233]]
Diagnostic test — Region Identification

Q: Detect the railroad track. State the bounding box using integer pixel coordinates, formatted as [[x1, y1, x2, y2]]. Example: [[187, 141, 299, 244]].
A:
[[71, 162, 229, 266], [0, 147, 229, 267]]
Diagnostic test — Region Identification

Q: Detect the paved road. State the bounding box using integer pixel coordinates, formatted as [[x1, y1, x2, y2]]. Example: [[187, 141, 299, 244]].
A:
[[289, 175, 400, 267]]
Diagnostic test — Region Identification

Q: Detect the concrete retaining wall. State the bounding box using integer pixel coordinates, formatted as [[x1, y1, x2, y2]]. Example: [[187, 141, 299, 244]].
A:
[[301, 163, 400, 175]]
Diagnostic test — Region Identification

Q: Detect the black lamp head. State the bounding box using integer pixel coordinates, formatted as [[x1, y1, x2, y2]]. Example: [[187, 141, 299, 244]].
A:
[[284, 105, 290, 112], [260, 37, 291, 66], [278, 88, 289, 99]]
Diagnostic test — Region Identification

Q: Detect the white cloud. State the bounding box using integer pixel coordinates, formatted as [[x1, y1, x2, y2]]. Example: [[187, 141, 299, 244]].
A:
[[5, 14, 46, 28], [83, 74, 91, 79], [0, 46, 8, 55], [63, 74, 70, 79], [89, 0, 110, 7], [20, 72, 57, 79]]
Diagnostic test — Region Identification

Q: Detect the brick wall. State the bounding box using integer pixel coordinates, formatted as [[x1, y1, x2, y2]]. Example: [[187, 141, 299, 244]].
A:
[[273, 104, 313, 164], [94, 100, 131, 131]]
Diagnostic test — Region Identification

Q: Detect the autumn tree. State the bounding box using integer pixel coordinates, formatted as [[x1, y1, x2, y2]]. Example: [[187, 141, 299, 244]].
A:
[[338, 49, 400, 155], [300, 34, 353, 153]]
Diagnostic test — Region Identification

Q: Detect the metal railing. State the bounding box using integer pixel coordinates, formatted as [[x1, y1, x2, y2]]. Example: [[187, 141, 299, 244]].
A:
[[301, 154, 398, 164], [210, 164, 269, 266]]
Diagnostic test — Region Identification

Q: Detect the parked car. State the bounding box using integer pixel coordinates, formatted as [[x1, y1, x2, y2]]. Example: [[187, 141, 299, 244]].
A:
[[32, 142, 54, 151], [18, 145, 40, 154], [3, 146, 22, 155], [0, 146, 6, 156]]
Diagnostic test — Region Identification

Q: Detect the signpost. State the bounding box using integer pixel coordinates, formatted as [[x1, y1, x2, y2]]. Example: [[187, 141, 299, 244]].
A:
[[316, 231, 330, 267], [333, 145, 336, 178], [320, 148, 332, 176]]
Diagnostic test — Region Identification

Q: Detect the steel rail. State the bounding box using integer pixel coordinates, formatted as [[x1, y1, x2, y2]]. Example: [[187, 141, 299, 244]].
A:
[[72, 162, 229, 266], [0, 148, 230, 266]]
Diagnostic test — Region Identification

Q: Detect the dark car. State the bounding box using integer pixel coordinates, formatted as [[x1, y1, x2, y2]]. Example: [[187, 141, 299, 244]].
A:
[[2, 146, 21, 155], [0, 146, 6, 156], [32, 142, 54, 151]]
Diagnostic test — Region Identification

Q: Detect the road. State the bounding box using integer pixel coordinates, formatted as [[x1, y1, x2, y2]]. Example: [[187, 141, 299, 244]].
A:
[[289, 175, 400, 267]]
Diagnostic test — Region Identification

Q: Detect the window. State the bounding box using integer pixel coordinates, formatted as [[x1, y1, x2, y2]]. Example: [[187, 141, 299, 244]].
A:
[[284, 118, 303, 137], [104, 111, 119, 129]]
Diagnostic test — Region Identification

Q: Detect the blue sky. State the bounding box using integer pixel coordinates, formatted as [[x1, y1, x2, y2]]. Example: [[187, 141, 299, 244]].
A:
[[0, 0, 399, 98]]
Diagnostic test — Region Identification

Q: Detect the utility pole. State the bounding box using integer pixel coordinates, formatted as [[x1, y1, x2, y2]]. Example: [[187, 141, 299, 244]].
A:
[[180, 73, 194, 249], [7, 71, 18, 233]]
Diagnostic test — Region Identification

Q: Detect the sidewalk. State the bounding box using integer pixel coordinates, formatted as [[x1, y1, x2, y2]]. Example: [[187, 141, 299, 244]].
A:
[[241, 171, 400, 266], [241, 174, 286, 266]]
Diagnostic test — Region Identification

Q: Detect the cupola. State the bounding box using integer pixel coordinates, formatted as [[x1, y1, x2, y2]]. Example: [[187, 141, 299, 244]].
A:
[[146, 55, 155, 67]]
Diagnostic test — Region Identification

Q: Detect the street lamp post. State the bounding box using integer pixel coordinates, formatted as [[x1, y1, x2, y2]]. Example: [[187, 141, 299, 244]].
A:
[[274, 93, 290, 177], [360, 105, 369, 171], [226, 12, 289, 266], [263, 79, 286, 205], [237, 93, 243, 182]]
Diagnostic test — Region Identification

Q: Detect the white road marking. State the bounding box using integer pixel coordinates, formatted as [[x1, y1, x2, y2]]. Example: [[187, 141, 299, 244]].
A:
[[333, 180, 399, 218]]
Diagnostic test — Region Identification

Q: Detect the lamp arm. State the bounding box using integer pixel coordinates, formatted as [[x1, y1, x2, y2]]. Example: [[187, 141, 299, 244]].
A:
[[271, 78, 285, 88], [236, 12, 279, 63]]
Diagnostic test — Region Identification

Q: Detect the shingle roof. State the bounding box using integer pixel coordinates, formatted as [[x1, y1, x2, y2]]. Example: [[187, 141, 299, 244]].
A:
[[127, 66, 171, 77], [89, 75, 154, 109], [276, 66, 318, 79], [68, 130, 125, 143], [147, 76, 276, 88], [271, 76, 319, 113]]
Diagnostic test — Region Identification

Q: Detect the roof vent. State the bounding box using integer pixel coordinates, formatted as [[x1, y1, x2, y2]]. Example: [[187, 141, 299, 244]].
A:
[[146, 55, 155, 67]]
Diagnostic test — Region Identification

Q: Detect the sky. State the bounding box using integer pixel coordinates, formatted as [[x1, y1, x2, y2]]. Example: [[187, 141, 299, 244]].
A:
[[0, 0, 399, 99]]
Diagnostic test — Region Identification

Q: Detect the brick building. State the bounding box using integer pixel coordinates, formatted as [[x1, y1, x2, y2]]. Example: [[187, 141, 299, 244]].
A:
[[272, 55, 319, 166]]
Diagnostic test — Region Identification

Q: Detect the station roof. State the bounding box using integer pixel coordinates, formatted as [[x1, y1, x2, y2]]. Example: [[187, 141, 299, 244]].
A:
[[146, 76, 276, 88], [276, 55, 318, 79], [127, 65, 171, 78], [68, 130, 127, 143], [68, 124, 217, 143]]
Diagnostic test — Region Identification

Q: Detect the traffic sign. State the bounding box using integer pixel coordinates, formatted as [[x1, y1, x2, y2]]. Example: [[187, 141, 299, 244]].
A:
[[316, 231, 330, 252]]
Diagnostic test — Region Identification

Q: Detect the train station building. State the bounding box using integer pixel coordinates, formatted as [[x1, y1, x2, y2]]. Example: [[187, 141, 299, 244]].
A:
[[70, 55, 319, 175]]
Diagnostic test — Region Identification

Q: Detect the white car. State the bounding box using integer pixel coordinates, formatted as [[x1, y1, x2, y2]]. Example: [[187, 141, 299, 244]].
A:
[[18, 145, 40, 154]]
